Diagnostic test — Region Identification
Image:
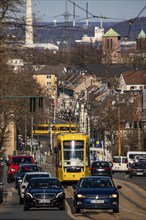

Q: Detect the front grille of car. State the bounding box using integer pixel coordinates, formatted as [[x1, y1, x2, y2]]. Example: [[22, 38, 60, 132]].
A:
[[33, 193, 56, 200], [85, 194, 108, 199]]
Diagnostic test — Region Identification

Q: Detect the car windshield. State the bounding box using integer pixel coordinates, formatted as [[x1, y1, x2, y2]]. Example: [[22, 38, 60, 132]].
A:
[[24, 174, 49, 182], [80, 178, 114, 188], [28, 179, 61, 189]]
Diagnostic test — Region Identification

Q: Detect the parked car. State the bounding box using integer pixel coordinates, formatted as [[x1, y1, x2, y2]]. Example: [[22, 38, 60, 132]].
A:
[[19, 172, 51, 204], [90, 161, 112, 177], [129, 162, 146, 178], [7, 155, 34, 183], [15, 163, 41, 190], [73, 176, 121, 213], [0, 182, 3, 204], [23, 177, 65, 211]]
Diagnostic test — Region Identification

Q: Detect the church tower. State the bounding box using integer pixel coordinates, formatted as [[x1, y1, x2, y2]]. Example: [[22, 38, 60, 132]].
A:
[[102, 28, 121, 64]]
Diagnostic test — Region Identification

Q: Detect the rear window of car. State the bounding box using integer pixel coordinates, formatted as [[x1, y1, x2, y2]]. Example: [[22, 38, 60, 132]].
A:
[[19, 165, 39, 173], [11, 157, 33, 164], [122, 158, 128, 163], [132, 162, 146, 169], [113, 157, 121, 163], [92, 162, 110, 168]]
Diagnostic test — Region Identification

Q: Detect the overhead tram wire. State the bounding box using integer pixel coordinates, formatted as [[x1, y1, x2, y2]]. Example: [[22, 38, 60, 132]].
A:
[[126, 5, 146, 40], [67, 0, 124, 21]]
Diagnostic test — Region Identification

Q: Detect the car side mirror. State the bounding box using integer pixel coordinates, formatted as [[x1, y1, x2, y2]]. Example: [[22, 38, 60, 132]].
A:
[[72, 184, 77, 190], [117, 185, 122, 189]]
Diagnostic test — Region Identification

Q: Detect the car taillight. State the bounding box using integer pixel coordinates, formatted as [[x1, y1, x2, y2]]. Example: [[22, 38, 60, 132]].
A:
[[105, 167, 111, 171], [130, 168, 134, 172], [90, 167, 96, 170]]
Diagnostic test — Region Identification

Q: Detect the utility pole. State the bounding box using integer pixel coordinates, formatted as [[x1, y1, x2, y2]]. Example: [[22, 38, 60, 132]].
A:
[[137, 97, 141, 150], [30, 115, 33, 156], [117, 107, 121, 156], [50, 125, 52, 153]]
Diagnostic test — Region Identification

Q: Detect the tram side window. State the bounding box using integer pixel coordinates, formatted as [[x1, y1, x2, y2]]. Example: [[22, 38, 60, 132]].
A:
[[58, 143, 62, 166], [86, 142, 90, 166]]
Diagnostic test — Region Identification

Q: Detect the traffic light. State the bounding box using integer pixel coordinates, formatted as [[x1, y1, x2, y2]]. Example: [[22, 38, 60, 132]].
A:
[[30, 97, 36, 112], [39, 97, 43, 108]]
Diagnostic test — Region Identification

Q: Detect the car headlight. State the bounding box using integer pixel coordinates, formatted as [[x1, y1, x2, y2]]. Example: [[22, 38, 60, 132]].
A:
[[56, 192, 64, 198], [109, 194, 118, 198], [77, 194, 85, 198], [25, 192, 33, 198]]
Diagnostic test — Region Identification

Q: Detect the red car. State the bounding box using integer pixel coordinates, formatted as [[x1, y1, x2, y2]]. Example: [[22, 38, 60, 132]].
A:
[[7, 155, 34, 183]]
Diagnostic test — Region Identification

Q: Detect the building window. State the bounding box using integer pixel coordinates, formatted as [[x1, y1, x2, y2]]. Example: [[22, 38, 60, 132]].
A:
[[107, 39, 113, 49], [130, 86, 137, 90], [47, 75, 51, 78], [47, 82, 51, 85]]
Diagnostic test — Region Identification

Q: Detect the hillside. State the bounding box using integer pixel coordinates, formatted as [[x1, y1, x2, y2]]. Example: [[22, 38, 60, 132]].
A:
[[33, 17, 146, 43]]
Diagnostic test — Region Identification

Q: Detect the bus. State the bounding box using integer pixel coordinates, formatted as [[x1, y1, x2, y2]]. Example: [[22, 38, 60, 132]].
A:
[[127, 151, 146, 166], [55, 132, 90, 183], [33, 123, 77, 135]]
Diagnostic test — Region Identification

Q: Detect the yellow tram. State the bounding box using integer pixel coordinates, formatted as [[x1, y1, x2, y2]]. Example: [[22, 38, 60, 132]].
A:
[[55, 132, 91, 183]]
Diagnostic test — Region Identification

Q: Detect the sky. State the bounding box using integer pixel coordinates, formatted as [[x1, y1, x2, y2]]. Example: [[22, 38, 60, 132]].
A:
[[32, 0, 146, 23]]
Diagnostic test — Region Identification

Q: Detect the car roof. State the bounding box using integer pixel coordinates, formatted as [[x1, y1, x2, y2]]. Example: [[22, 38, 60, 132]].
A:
[[81, 176, 112, 180], [29, 177, 58, 181], [19, 163, 37, 167], [24, 172, 49, 175]]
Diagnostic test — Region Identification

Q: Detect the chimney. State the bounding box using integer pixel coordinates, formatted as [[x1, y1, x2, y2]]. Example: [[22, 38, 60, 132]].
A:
[[26, 0, 33, 45]]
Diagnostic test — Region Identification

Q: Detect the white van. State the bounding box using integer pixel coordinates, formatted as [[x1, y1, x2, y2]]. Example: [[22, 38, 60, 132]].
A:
[[112, 156, 128, 173]]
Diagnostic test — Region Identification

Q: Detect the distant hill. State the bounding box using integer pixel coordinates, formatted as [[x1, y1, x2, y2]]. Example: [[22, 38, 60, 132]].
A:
[[33, 17, 146, 44]]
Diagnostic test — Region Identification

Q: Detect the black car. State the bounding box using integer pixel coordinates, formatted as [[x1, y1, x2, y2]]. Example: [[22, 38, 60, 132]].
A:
[[0, 182, 3, 204], [129, 162, 146, 178], [90, 161, 112, 177], [73, 176, 121, 213], [15, 163, 41, 189], [23, 177, 65, 211]]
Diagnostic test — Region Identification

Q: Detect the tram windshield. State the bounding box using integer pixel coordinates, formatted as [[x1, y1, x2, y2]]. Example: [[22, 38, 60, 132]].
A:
[[63, 141, 84, 166]]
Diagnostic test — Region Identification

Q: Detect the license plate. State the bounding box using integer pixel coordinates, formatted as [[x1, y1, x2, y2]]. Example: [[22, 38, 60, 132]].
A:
[[91, 200, 104, 204], [137, 173, 143, 175], [39, 199, 50, 204]]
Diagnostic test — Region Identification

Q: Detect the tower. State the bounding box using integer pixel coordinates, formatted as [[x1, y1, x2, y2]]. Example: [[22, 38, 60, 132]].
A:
[[102, 28, 121, 64], [25, 0, 33, 45]]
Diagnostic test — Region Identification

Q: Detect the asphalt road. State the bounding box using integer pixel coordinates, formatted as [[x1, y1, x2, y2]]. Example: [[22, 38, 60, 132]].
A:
[[0, 166, 146, 220]]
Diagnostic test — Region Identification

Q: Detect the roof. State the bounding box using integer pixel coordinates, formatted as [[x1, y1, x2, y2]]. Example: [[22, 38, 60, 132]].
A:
[[137, 29, 146, 39], [122, 70, 145, 85], [103, 28, 120, 37]]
